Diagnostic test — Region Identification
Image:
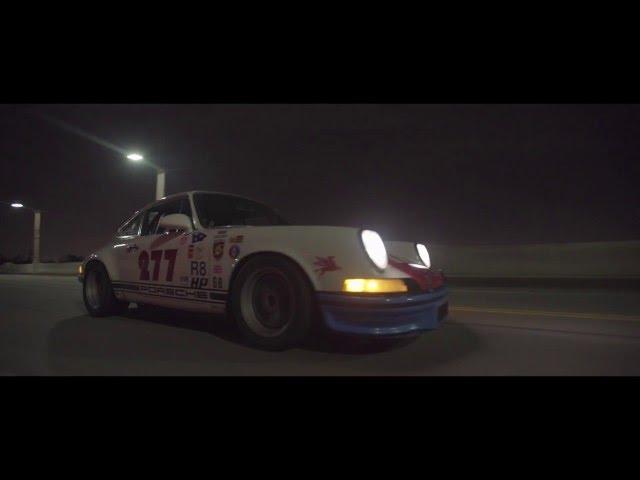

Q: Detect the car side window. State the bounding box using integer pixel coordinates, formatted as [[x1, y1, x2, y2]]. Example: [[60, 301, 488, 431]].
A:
[[193, 193, 287, 228], [179, 197, 193, 222], [141, 197, 193, 236], [195, 195, 233, 228], [117, 213, 142, 236]]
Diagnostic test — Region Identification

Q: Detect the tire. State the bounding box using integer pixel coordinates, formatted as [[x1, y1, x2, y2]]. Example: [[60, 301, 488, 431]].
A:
[[230, 254, 314, 351], [83, 263, 129, 317]]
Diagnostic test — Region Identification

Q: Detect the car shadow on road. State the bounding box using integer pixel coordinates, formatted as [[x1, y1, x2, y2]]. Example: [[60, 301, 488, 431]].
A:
[[130, 304, 242, 343], [46, 305, 480, 374], [119, 305, 399, 354]]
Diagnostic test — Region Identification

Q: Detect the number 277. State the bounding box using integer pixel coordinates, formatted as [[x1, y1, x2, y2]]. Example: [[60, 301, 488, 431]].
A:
[[138, 249, 178, 281]]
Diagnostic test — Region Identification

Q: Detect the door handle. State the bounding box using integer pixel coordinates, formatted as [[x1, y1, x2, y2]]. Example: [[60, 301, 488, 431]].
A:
[[127, 244, 139, 253]]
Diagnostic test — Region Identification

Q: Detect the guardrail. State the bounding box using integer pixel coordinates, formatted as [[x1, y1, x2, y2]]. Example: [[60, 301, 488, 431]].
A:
[[0, 262, 80, 275]]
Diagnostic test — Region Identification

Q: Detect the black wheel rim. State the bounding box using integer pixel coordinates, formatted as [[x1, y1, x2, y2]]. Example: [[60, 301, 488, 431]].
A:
[[240, 267, 295, 338]]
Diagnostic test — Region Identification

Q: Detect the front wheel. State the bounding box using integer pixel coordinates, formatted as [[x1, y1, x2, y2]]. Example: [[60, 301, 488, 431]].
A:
[[83, 263, 128, 317], [230, 254, 315, 351]]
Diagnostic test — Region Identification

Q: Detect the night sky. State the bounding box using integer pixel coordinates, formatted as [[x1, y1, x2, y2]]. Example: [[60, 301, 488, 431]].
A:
[[1, 104, 639, 260]]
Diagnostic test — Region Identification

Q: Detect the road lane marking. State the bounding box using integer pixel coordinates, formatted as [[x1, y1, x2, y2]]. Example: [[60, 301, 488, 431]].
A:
[[445, 318, 640, 339], [450, 287, 639, 296], [450, 306, 640, 322], [450, 288, 621, 295]]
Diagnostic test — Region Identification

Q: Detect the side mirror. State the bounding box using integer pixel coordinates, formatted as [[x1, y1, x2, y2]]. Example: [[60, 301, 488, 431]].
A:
[[158, 213, 193, 233]]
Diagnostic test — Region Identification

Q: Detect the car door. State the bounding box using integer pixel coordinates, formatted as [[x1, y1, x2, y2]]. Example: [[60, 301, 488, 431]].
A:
[[119, 197, 200, 308], [111, 211, 144, 283]]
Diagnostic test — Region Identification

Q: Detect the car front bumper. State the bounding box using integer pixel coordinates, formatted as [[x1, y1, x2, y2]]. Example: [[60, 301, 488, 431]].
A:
[[316, 287, 449, 336]]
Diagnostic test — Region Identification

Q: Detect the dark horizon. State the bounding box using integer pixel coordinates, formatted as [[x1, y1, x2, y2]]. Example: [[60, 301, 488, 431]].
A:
[[1, 104, 639, 260]]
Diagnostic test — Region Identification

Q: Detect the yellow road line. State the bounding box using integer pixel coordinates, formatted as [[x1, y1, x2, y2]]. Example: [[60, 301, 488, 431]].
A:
[[450, 306, 640, 322]]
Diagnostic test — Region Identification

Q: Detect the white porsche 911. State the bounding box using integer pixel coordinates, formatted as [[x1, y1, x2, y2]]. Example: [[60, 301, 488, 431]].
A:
[[79, 191, 448, 350]]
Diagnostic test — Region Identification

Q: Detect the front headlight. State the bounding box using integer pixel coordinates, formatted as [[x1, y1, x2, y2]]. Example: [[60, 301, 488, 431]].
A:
[[361, 229, 388, 270], [416, 243, 430, 269]]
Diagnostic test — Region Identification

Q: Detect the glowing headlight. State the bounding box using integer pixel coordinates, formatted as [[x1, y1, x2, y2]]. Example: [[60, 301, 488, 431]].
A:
[[416, 243, 430, 269], [360, 229, 388, 270]]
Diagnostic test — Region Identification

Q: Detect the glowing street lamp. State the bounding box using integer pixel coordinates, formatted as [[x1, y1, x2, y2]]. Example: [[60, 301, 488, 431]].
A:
[[3, 201, 42, 265], [34, 114, 167, 201], [126, 153, 144, 162], [126, 152, 165, 200]]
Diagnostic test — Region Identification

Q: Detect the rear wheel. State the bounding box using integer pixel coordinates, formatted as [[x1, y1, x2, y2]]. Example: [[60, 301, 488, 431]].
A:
[[230, 254, 314, 350], [83, 263, 128, 317]]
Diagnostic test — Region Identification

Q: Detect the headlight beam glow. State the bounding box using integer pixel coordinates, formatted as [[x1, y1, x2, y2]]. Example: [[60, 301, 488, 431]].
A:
[[361, 229, 388, 270], [416, 243, 431, 269]]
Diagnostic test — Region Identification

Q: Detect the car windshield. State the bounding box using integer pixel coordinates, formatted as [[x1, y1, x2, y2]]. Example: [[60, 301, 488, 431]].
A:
[[193, 193, 288, 228]]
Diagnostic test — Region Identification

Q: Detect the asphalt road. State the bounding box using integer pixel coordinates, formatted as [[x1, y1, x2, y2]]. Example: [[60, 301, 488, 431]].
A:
[[1, 274, 640, 375]]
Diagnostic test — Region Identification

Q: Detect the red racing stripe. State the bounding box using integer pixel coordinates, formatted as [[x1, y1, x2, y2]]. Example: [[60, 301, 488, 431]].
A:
[[388, 256, 445, 291]]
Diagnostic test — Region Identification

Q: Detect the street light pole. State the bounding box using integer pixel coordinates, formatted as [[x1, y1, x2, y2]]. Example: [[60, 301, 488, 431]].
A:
[[3, 202, 42, 266], [127, 153, 166, 200], [156, 168, 166, 200], [33, 209, 41, 264]]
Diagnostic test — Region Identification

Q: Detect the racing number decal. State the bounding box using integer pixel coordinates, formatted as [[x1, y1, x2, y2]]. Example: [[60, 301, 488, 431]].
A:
[[164, 249, 178, 281], [138, 249, 178, 282], [150, 250, 163, 280], [138, 251, 150, 281]]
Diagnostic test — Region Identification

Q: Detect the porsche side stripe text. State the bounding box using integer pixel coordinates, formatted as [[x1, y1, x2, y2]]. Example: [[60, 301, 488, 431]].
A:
[[112, 282, 227, 303]]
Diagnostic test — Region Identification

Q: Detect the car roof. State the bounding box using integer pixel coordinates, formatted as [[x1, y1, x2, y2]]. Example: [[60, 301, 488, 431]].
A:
[[137, 191, 259, 212]]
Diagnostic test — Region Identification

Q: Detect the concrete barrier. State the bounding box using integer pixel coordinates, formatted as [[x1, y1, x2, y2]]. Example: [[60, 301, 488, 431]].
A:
[[0, 262, 80, 275], [428, 241, 640, 287], [1, 241, 639, 286]]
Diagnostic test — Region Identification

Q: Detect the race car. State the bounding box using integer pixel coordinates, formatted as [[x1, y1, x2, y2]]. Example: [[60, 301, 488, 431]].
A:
[[79, 191, 448, 350]]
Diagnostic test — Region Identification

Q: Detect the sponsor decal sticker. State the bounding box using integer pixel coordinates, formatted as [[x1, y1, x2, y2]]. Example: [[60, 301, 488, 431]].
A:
[[229, 234, 244, 244], [188, 245, 205, 260], [190, 261, 207, 276], [211, 276, 223, 289], [229, 244, 240, 259], [192, 232, 207, 243], [114, 282, 220, 302], [214, 230, 228, 238], [189, 261, 208, 288], [213, 241, 225, 260], [213, 264, 223, 274], [313, 256, 341, 276], [190, 276, 209, 289]]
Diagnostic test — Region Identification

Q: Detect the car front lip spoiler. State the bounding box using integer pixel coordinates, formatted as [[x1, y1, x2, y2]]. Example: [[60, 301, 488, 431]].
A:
[[316, 287, 449, 336]]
